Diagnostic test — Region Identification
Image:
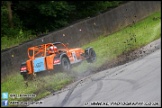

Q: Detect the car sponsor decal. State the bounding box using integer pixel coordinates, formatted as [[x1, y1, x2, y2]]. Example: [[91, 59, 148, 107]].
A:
[[33, 57, 46, 72]]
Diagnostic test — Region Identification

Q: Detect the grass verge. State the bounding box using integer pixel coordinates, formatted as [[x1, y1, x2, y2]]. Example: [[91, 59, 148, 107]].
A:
[[1, 32, 36, 51], [1, 72, 73, 107]]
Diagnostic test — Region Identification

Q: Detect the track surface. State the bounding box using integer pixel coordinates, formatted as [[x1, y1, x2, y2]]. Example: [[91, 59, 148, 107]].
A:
[[29, 46, 161, 107]]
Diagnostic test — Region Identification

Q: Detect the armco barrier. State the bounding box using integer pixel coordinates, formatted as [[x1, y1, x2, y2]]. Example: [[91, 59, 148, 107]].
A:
[[1, 1, 161, 80]]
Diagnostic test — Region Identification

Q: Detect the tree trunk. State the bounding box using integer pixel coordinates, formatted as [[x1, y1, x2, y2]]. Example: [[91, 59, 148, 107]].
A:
[[7, 1, 13, 28]]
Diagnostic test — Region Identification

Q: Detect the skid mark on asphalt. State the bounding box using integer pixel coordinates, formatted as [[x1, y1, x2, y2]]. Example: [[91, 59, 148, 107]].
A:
[[60, 64, 127, 106], [60, 78, 96, 106], [66, 80, 103, 106], [64, 81, 95, 106], [84, 80, 103, 103], [60, 80, 81, 107], [104, 78, 140, 90], [74, 95, 82, 106]]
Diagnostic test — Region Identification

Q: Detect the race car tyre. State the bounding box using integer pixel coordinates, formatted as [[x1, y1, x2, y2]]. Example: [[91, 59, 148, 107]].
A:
[[60, 57, 71, 72], [21, 73, 36, 81], [86, 48, 96, 63], [22, 73, 28, 80]]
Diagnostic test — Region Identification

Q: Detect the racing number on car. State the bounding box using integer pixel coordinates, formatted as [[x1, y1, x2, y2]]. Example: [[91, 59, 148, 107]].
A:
[[72, 52, 77, 61]]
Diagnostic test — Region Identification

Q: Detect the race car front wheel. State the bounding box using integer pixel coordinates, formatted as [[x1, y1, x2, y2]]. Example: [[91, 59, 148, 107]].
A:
[[86, 48, 96, 63], [60, 57, 71, 72]]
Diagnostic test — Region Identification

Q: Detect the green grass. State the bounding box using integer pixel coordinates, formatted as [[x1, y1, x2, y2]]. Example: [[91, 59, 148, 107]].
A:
[[1, 72, 73, 107], [72, 11, 161, 73], [1, 11, 161, 107], [1, 32, 36, 50]]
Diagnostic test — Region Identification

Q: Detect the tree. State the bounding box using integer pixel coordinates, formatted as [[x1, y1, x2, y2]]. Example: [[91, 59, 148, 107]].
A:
[[1, 1, 23, 37], [12, 1, 75, 34], [7, 1, 13, 28], [2, 1, 124, 37], [67, 1, 123, 23]]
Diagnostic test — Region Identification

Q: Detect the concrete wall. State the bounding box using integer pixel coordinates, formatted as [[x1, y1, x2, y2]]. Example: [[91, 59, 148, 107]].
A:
[[1, 1, 161, 79]]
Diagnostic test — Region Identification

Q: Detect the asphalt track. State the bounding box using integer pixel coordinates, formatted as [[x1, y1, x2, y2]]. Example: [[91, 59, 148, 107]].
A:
[[29, 42, 161, 107]]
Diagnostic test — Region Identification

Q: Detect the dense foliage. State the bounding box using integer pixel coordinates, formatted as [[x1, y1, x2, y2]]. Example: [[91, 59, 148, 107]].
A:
[[1, 1, 124, 49]]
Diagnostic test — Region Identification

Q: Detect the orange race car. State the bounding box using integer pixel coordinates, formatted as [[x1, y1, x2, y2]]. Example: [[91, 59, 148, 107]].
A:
[[20, 42, 96, 80]]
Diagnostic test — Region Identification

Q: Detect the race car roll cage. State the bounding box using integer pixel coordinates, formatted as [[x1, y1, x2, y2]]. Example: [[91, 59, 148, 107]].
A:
[[28, 42, 68, 59]]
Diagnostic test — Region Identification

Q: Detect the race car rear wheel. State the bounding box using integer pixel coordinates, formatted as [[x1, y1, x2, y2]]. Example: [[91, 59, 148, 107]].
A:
[[21, 73, 28, 80], [86, 48, 96, 63], [21, 73, 35, 81], [60, 57, 71, 72]]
